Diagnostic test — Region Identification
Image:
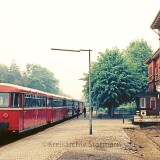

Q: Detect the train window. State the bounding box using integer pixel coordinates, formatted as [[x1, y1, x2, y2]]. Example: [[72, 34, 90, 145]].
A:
[[73, 101, 78, 106], [24, 94, 46, 107], [53, 99, 63, 107], [43, 97, 46, 106], [11, 93, 19, 107], [66, 100, 72, 107], [24, 94, 31, 107], [79, 102, 84, 106], [31, 98, 36, 107], [47, 98, 52, 107], [0, 93, 9, 107]]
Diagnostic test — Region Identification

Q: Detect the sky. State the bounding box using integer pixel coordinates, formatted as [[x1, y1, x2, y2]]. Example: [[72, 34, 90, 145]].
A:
[[0, 0, 160, 99]]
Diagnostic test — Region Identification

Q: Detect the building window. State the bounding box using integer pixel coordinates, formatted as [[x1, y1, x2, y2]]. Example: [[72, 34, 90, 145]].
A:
[[149, 66, 152, 76], [156, 63, 158, 80], [140, 98, 146, 108], [150, 97, 156, 109]]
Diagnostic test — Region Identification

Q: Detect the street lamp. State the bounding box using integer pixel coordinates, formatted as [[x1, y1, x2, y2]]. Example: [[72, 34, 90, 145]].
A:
[[51, 48, 92, 135]]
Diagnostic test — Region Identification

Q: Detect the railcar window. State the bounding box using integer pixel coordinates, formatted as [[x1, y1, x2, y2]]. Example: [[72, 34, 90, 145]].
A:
[[43, 97, 46, 106], [0, 93, 9, 107], [24, 94, 32, 107], [47, 98, 52, 107], [24, 94, 46, 107], [79, 102, 84, 106], [11, 93, 19, 107], [73, 101, 78, 106], [53, 99, 63, 107], [66, 100, 72, 106]]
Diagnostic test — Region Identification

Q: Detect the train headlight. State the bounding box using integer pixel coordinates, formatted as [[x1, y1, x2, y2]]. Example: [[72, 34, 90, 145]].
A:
[[3, 113, 9, 119]]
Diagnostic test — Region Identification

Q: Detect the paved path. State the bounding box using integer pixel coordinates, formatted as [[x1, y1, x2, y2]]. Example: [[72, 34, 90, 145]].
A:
[[0, 114, 139, 160]]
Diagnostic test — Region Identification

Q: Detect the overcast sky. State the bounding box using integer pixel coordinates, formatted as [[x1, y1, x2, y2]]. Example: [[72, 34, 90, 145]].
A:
[[0, 0, 160, 99]]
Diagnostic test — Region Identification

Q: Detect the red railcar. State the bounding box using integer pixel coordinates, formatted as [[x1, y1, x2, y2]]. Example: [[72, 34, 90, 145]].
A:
[[0, 83, 84, 133]]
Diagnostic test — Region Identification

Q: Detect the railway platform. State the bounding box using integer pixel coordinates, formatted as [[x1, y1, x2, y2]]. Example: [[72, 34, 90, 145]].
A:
[[0, 113, 145, 160]]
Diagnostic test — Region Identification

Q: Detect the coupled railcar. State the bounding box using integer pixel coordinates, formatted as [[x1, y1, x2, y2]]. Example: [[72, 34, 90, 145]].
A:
[[0, 83, 84, 133]]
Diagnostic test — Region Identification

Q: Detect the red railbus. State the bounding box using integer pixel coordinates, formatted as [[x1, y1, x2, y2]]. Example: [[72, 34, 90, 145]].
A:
[[0, 83, 84, 133]]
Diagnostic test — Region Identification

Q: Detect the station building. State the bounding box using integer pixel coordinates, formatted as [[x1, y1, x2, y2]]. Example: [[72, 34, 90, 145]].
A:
[[135, 10, 160, 121]]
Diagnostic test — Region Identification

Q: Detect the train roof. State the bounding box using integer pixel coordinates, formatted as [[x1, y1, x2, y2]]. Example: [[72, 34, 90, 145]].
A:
[[0, 83, 81, 101], [0, 83, 47, 95]]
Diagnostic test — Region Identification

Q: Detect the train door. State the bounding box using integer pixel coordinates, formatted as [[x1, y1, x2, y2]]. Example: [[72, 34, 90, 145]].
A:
[[23, 94, 35, 130], [9, 93, 24, 131]]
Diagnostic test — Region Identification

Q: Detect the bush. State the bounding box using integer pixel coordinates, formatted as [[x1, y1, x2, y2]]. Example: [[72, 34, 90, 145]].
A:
[[98, 107, 108, 113], [116, 102, 136, 114]]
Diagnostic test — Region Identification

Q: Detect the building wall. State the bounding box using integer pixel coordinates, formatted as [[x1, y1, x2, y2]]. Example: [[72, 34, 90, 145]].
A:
[[137, 12, 160, 116], [155, 57, 160, 86], [148, 61, 156, 92]]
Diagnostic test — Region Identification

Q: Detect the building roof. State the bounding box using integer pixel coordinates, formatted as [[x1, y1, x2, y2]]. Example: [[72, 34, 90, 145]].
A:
[[144, 57, 152, 65], [144, 48, 160, 65], [136, 92, 158, 98], [151, 10, 160, 29]]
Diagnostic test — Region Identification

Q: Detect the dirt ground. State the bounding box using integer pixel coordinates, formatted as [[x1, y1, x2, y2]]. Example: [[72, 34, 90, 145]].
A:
[[0, 114, 160, 160], [124, 125, 160, 160]]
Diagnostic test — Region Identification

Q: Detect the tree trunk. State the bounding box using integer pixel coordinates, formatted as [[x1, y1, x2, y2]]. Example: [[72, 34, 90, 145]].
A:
[[108, 104, 114, 118], [111, 103, 114, 118]]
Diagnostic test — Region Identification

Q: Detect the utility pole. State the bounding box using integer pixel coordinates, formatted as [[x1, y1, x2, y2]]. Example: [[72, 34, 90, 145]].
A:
[[51, 48, 93, 135]]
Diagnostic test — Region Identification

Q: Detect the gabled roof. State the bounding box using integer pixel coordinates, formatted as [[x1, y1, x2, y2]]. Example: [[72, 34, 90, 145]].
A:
[[144, 48, 160, 65], [152, 48, 160, 60], [144, 57, 152, 65], [151, 10, 160, 29]]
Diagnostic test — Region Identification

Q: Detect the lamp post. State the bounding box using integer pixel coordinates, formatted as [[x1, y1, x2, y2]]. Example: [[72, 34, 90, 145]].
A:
[[51, 48, 92, 135]]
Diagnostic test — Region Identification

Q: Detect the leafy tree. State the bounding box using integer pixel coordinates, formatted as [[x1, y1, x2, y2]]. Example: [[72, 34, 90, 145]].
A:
[[0, 61, 63, 95], [8, 60, 22, 85], [124, 39, 152, 92], [83, 40, 152, 117], [0, 64, 9, 83], [23, 64, 60, 94], [83, 48, 137, 117]]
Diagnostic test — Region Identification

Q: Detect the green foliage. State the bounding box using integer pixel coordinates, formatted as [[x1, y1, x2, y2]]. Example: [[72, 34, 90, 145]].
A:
[[84, 48, 136, 105], [98, 107, 105, 113], [83, 39, 152, 117], [8, 60, 22, 85], [0, 64, 9, 83], [124, 39, 152, 92], [116, 102, 136, 114], [0, 61, 61, 94], [23, 64, 60, 94], [0, 61, 22, 85], [83, 47, 137, 117]]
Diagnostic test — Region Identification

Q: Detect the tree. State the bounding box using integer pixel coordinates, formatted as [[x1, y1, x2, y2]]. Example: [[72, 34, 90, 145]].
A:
[[83, 48, 137, 117], [8, 60, 22, 85], [124, 39, 152, 92], [23, 64, 60, 94], [0, 64, 9, 83]]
